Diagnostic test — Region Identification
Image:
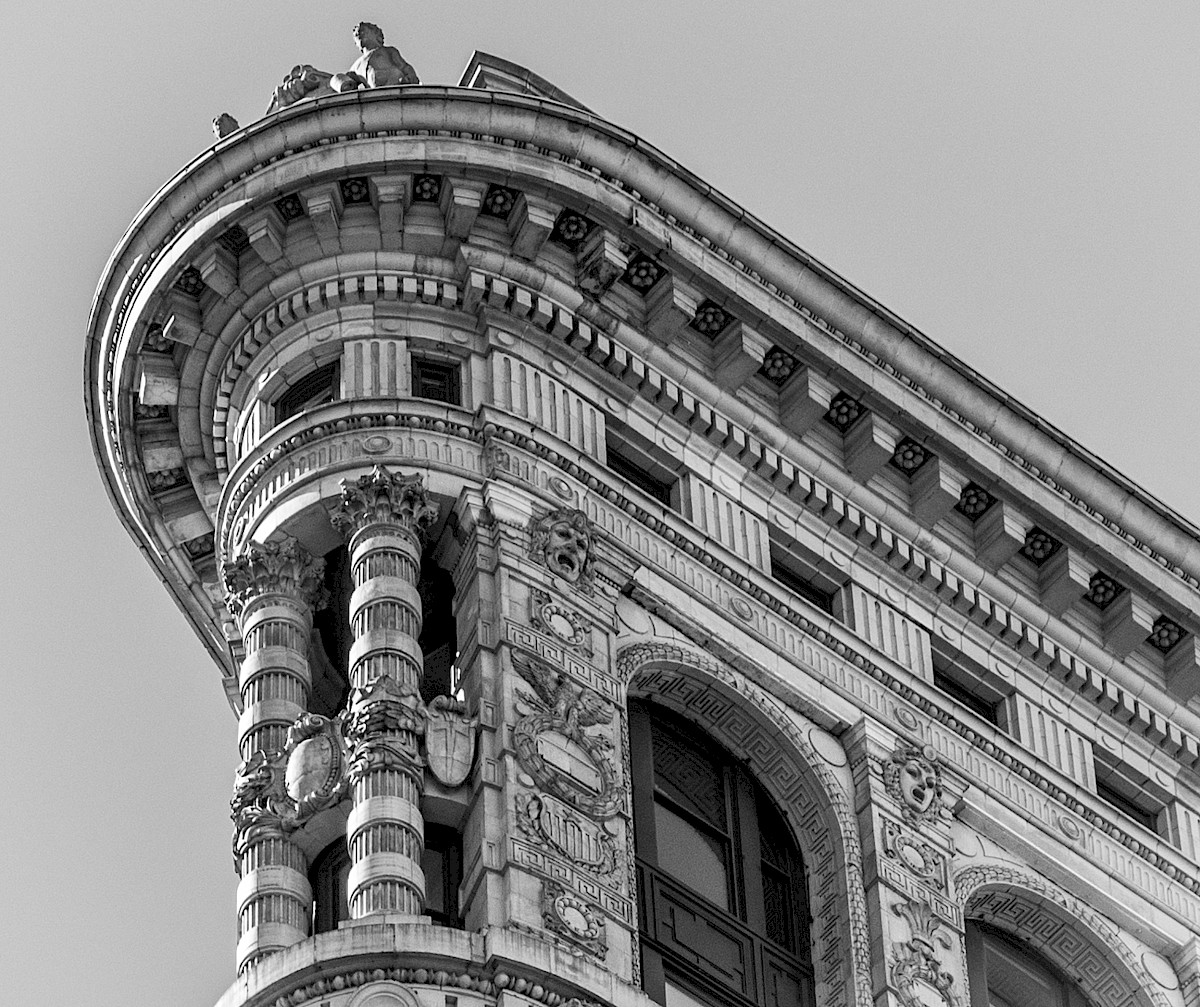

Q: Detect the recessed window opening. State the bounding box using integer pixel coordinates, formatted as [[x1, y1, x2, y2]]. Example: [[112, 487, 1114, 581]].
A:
[[930, 647, 1008, 732], [931, 668, 1001, 727], [630, 701, 814, 1007], [769, 547, 835, 615], [966, 920, 1091, 1007], [412, 358, 461, 404], [607, 445, 675, 506], [275, 360, 340, 423], [422, 823, 464, 928], [1092, 752, 1165, 836]]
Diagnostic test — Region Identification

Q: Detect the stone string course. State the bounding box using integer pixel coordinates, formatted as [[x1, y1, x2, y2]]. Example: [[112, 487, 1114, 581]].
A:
[[220, 404, 1200, 905]]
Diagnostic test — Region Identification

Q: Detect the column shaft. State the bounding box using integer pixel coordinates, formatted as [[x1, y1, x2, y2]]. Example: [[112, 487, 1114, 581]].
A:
[[333, 465, 438, 919], [224, 540, 325, 973]]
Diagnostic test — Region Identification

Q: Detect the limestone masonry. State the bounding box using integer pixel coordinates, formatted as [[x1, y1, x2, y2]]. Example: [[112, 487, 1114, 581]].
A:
[[86, 28, 1200, 1007]]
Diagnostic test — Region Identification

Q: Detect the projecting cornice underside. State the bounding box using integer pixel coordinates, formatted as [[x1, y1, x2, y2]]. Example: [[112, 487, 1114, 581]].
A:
[[87, 86, 1200, 745]]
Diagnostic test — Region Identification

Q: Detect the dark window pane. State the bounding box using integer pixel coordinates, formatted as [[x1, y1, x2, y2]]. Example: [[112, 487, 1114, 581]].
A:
[[277, 361, 339, 422], [761, 863, 793, 951], [412, 359, 461, 404], [608, 448, 674, 505], [654, 799, 730, 910], [422, 823, 464, 928], [651, 721, 727, 829]]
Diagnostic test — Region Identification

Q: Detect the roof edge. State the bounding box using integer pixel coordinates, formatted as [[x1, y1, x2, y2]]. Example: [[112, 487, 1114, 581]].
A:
[[457, 51, 594, 113]]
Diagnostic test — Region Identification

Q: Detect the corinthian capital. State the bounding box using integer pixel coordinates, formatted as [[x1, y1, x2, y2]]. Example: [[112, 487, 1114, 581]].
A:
[[331, 465, 439, 541], [222, 538, 327, 616]]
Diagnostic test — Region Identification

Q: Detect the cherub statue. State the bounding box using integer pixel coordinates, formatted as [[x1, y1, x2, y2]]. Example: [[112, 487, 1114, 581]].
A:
[[331, 22, 419, 92]]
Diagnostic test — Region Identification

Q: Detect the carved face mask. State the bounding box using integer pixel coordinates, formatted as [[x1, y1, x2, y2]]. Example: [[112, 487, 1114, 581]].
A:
[[901, 757, 938, 814], [546, 521, 589, 582]]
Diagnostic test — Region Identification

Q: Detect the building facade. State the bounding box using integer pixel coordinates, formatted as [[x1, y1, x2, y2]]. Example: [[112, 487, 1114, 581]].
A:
[[86, 38, 1200, 1007]]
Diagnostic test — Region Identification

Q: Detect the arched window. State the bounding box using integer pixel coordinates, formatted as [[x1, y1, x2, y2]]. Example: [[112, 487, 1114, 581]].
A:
[[966, 920, 1091, 1007], [629, 701, 814, 1007]]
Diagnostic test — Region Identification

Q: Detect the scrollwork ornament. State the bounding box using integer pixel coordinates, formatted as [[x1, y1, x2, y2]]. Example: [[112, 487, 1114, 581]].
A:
[[516, 792, 619, 875], [889, 900, 961, 1007], [230, 749, 296, 860], [883, 742, 946, 826], [222, 538, 328, 617], [331, 465, 439, 542], [530, 508, 594, 591], [511, 651, 621, 819], [283, 713, 350, 817], [344, 675, 427, 783]]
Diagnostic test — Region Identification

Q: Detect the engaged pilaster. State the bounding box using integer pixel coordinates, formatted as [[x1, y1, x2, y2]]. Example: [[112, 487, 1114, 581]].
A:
[[332, 465, 439, 919], [223, 539, 327, 974]]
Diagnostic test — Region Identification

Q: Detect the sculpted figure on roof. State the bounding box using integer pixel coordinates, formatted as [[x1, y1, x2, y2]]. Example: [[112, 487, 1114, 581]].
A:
[[331, 22, 419, 92], [266, 64, 335, 113]]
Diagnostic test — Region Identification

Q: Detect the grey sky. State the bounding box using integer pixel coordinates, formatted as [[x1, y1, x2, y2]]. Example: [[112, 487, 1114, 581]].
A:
[[1, 3, 1196, 1005]]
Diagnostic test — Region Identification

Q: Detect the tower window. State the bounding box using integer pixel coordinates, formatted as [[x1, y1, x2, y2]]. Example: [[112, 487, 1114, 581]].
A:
[[412, 358, 461, 404], [275, 360, 340, 423], [630, 701, 814, 1007]]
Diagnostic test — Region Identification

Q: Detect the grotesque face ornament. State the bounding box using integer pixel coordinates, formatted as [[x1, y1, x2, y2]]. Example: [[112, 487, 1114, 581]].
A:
[[884, 743, 945, 826], [532, 509, 593, 589], [901, 756, 939, 815], [547, 520, 590, 581]]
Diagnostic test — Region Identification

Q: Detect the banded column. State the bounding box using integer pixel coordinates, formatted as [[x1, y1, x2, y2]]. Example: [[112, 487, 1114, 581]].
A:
[[333, 465, 439, 918], [223, 539, 326, 973]]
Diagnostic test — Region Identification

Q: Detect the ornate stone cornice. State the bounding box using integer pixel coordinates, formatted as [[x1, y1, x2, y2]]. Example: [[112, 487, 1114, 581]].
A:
[[331, 465, 438, 542], [223, 539, 327, 617]]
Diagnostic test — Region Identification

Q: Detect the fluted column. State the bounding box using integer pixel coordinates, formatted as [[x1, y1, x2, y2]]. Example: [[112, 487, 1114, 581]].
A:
[[333, 465, 439, 918], [223, 539, 326, 973]]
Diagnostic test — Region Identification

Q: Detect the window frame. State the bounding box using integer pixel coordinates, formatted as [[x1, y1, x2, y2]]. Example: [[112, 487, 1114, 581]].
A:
[[630, 701, 814, 1007]]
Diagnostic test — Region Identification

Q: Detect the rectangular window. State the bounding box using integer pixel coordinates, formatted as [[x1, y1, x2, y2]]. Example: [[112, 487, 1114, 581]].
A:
[[422, 823, 464, 928], [275, 360, 340, 422], [607, 445, 675, 506], [930, 647, 1009, 731], [769, 548, 835, 614], [932, 667, 1002, 725], [604, 421, 680, 509], [412, 358, 461, 404], [1092, 753, 1166, 835]]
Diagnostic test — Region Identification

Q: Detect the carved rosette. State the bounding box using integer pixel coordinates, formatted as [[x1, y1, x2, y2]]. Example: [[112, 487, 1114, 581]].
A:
[[542, 881, 607, 958]]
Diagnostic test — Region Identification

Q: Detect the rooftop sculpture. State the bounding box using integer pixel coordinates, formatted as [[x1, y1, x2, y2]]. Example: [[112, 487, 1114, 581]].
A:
[[263, 22, 418, 116]]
